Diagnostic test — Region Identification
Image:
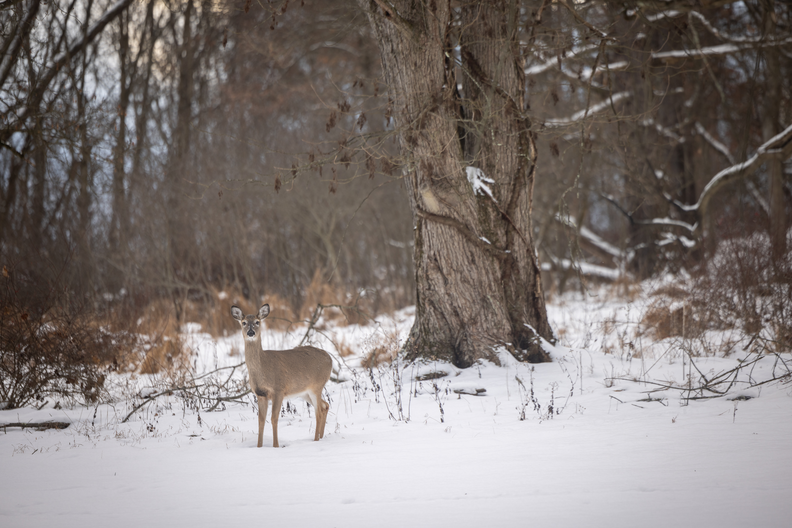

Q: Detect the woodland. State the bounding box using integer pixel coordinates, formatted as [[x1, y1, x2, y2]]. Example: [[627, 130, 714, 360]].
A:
[[1, 0, 791, 407]]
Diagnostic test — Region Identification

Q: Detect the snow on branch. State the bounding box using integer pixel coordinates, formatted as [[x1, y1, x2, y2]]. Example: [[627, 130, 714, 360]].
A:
[[642, 118, 685, 144], [643, 217, 698, 233], [633, 5, 790, 49], [526, 48, 627, 86], [651, 37, 792, 61], [670, 123, 792, 214], [556, 214, 623, 260], [694, 122, 735, 164], [540, 258, 621, 281], [525, 44, 599, 76], [640, 10, 683, 22], [694, 123, 769, 215], [600, 194, 698, 234], [689, 11, 790, 45], [554, 61, 630, 96], [466, 167, 497, 202], [545, 91, 631, 127]]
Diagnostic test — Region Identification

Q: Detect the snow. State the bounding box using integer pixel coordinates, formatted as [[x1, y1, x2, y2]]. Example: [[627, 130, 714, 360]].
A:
[[2, 291, 791, 527], [645, 10, 682, 22], [541, 259, 621, 280], [673, 123, 792, 213], [649, 36, 792, 62], [525, 44, 599, 76], [465, 166, 497, 201], [695, 122, 735, 164], [647, 216, 698, 233], [556, 214, 624, 260], [546, 91, 631, 127], [689, 10, 792, 45], [641, 118, 685, 144]]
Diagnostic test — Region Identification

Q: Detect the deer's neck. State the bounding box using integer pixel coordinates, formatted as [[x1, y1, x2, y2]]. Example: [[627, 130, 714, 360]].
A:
[[244, 337, 264, 357]]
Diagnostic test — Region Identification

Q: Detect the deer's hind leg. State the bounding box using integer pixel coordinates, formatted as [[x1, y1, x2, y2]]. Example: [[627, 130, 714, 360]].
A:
[[317, 398, 329, 439], [305, 391, 328, 441]]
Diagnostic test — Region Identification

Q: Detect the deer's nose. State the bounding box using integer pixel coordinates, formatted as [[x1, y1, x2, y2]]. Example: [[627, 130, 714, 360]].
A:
[[247, 330, 255, 337]]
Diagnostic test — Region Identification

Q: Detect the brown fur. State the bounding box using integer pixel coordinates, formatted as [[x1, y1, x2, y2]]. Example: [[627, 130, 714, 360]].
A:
[[232, 304, 332, 448]]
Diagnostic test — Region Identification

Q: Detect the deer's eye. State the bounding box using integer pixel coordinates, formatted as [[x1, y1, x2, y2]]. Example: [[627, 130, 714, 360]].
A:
[[242, 322, 247, 326], [255, 321, 260, 326]]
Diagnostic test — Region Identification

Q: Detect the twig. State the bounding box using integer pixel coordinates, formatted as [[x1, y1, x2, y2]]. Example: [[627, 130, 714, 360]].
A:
[[121, 385, 252, 423], [299, 300, 373, 347], [121, 362, 252, 423]]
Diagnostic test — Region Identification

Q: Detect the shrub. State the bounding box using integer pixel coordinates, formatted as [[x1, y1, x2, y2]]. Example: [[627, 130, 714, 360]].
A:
[[0, 265, 135, 409], [642, 232, 792, 353], [695, 233, 792, 351]]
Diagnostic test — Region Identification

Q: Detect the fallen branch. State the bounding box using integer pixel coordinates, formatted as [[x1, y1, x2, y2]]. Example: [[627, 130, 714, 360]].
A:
[[453, 388, 487, 397], [609, 352, 791, 402], [1, 421, 70, 431]]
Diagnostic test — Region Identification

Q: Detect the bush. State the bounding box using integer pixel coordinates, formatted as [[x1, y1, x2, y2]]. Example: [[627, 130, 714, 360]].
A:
[[642, 232, 792, 353], [0, 265, 135, 409], [695, 233, 792, 352]]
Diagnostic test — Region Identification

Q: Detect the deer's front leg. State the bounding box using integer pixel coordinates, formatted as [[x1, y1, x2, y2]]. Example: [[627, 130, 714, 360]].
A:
[[256, 395, 269, 448]]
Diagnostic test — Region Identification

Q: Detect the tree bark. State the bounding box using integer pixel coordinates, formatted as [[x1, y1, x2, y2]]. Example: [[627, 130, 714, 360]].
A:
[[108, 10, 133, 292], [360, 0, 554, 367], [74, 0, 96, 289], [761, 1, 787, 262]]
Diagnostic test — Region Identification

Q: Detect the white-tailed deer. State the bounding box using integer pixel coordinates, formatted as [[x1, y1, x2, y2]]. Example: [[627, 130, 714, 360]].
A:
[[231, 304, 332, 448]]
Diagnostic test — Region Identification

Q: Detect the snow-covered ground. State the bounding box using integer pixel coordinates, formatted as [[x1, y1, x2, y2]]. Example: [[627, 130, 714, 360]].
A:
[[2, 287, 791, 527]]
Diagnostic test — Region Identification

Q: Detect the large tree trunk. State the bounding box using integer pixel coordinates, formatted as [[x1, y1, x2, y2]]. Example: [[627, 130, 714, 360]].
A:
[[360, 0, 554, 367]]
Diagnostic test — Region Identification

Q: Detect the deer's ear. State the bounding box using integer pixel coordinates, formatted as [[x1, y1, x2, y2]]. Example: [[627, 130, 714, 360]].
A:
[[259, 304, 270, 319], [231, 306, 244, 321]]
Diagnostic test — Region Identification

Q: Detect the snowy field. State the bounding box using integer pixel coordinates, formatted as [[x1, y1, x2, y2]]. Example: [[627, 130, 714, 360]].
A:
[[2, 285, 791, 527]]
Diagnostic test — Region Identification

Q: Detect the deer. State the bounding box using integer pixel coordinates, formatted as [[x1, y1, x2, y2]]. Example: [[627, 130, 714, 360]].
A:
[[231, 304, 332, 448]]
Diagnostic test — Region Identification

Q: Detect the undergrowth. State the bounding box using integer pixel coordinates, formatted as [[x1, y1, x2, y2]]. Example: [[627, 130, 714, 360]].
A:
[[1, 265, 137, 409]]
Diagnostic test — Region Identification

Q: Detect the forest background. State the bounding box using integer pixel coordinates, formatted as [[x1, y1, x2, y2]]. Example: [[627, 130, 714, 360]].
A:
[[1, 0, 790, 406]]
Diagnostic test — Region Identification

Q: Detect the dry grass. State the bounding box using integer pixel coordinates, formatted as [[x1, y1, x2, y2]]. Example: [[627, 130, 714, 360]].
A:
[[298, 269, 374, 327], [132, 298, 193, 375], [361, 345, 398, 369], [360, 330, 401, 369], [138, 334, 190, 375], [610, 275, 642, 301], [262, 293, 297, 331], [641, 301, 703, 340], [124, 268, 397, 376], [136, 298, 180, 338], [639, 233, 792, 353], [198, 286, 253, 337], [169, 270, 380, 340]]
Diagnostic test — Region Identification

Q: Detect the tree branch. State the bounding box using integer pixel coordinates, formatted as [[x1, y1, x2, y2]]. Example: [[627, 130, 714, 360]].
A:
[[545, 91, 632, 127], [669, 123, 792, 215], [0, 0, 136, 144]]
